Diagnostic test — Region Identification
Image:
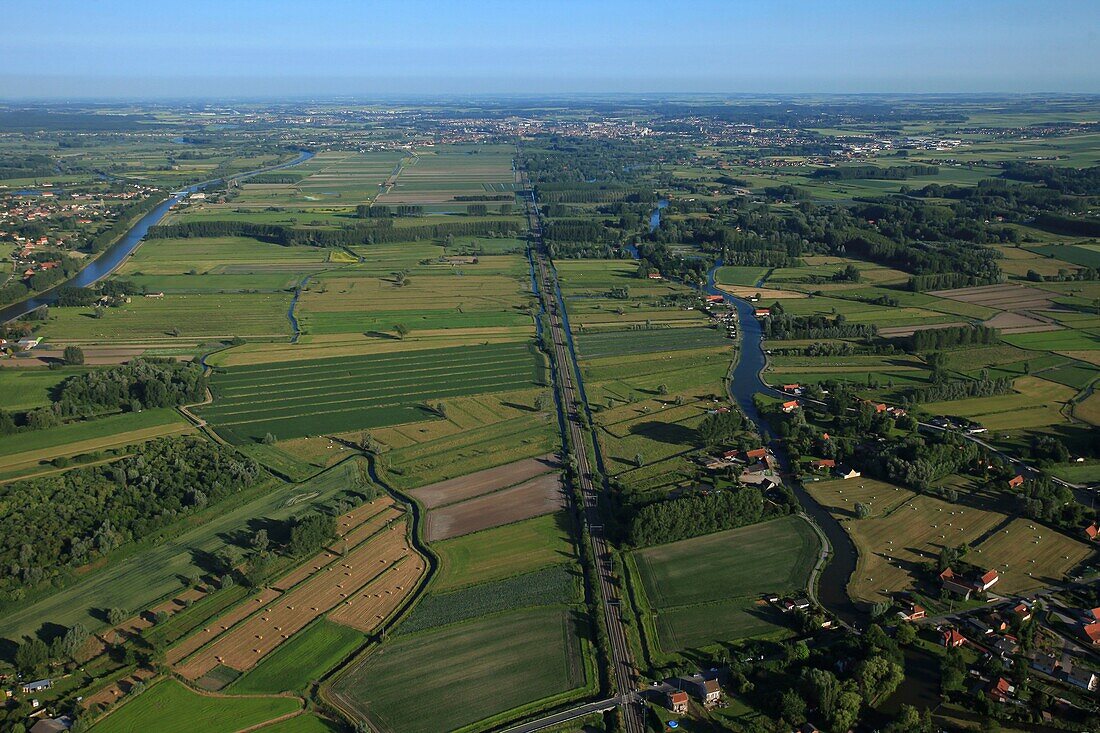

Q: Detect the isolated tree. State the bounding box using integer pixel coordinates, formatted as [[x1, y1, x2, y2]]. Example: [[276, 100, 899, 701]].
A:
[[855, 502, 871, 519], [393, 323, 409, 339], [107, 607, 128, 625], [62, 623, 91, 663], [261, 432, 277, 445], [634, 452, 644, 468], [63, 345, 85, 365], [251, 529, 269, 554]]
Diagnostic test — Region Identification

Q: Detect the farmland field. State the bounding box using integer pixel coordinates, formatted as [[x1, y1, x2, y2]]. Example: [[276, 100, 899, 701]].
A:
[[89, 679, 300, 733], [574, 326, 728, 359], [431, 512, 576, 591], [228, 620, 366, 695], [330, 607, 587, 733], [631, 516, 819, 651], [422, 471, 565, 541], [198, 341, 544, 444]]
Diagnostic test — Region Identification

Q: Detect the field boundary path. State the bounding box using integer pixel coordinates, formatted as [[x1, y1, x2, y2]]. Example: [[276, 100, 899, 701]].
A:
[[519, 160, 646, 733]]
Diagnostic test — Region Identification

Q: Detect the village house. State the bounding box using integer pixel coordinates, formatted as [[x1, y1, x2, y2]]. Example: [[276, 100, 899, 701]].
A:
[[1011, 602, 1032, 622], [985, 677, 1015, 704], [1080, 621, 1100, 645], [1030, 653, 1059, 676], [897, 600, 925, 622], [1067, 666, 1099, 692], [666, 690, 688, 713], [940, 628, 967, 648]]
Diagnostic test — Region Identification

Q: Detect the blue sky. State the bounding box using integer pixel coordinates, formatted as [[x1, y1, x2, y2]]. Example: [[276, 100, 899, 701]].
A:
[[2, 0, 1099, 99]]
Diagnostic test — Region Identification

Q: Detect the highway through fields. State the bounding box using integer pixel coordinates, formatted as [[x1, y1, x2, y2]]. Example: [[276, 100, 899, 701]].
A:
[[520, 173, 647, 733]]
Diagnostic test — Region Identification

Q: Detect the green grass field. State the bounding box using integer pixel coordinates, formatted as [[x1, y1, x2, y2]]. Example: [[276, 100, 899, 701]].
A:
[[432, 512, 575, 591], [199, 341, 544, 444], [331, 607, 586, 733], [632, 516, 819, 651], [89, 679, 300, 733], [228, 620, 366, 694], [399, 565, 578, 634], [0, 366, 90, 411]]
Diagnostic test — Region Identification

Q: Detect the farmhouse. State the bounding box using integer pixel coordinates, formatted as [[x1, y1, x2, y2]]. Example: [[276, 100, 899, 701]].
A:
[[1011, 603, 1032, 622], [782, 383, 802, 394], [754, 307, 770, 318], [939, 567, 999, 599], [705, 294, 724, 303], [781, 400, 800, 413], [666, 690, 688, 713], [1007, 475, 1025, 489], [810, 459, 836, 471]]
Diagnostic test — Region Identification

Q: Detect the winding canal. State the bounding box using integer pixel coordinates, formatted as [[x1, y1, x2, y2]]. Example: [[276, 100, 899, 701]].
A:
[[0, 150, 315, 324], [704, 264, 861, 626]]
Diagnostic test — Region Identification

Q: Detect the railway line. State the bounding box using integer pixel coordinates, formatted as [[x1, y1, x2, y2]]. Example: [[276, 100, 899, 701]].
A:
[[519, 170, 647, 733]]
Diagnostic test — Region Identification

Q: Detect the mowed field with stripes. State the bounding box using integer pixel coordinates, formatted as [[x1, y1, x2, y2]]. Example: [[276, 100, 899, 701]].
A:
[[198, 341, 545, 444]]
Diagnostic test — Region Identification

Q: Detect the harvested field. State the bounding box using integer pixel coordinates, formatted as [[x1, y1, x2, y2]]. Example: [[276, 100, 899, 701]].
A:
[[272, 507, 401, 592], [928, 283, 1056, 310], [972, 518, 1094, 594], [167, 588, 283, 665], [175, 523, 420, 678], [983, 311, 1063, 334], [423, 473, 566, 541], [327, 554, 425, 632], [408, 454, 557, 508], [104, 588, 208, 645]]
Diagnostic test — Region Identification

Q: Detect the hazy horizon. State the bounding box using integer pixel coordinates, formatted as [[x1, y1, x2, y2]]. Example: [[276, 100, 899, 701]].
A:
[[3, 0, 1100, 100]]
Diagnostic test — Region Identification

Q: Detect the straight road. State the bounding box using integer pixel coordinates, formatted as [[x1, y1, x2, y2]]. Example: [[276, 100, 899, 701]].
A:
[[519, 170, 647, 733]]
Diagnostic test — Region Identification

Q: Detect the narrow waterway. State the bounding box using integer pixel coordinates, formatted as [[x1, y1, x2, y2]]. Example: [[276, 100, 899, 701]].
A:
[[703, 264, 862, 627], [0, 150, 315, 324], [648, 198, 668, 233]]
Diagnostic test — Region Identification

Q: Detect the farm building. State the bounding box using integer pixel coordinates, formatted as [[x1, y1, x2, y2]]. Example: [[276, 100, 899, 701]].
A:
[[782, 383, 802, 394], [810, 459, 836, 471], [781, 400, 800, 413], [939, 567, 999, 598], [754, 307, 770, 318]]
